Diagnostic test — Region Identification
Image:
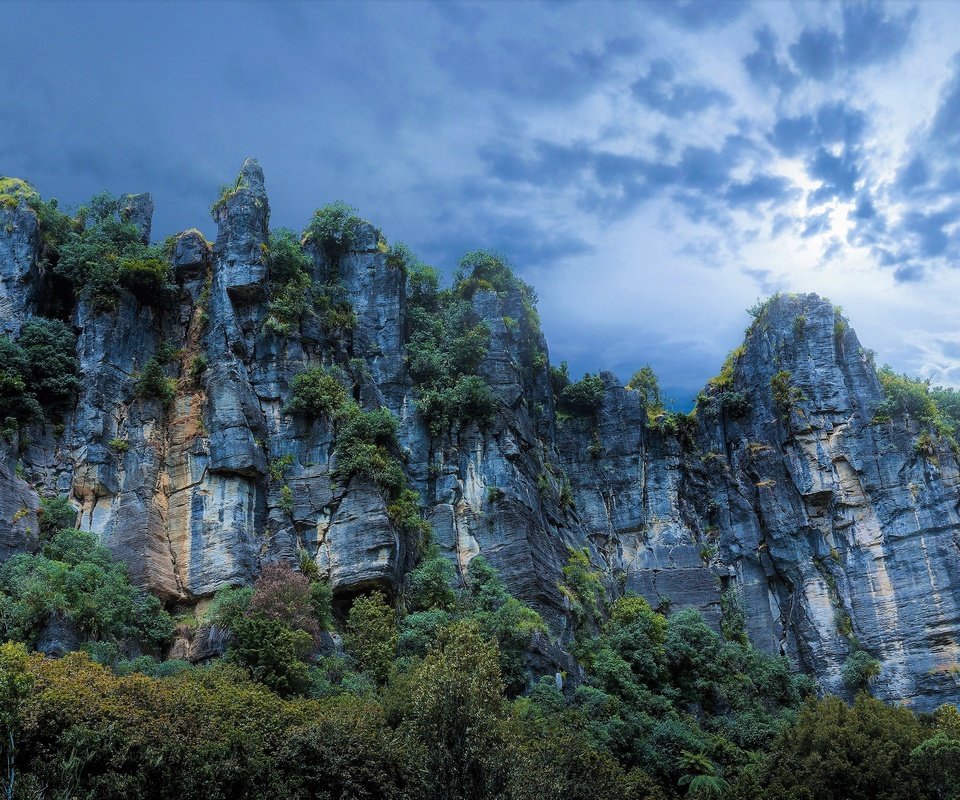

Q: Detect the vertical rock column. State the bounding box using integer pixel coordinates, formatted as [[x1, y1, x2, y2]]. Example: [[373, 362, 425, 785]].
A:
[[174, 159, 271, 596]]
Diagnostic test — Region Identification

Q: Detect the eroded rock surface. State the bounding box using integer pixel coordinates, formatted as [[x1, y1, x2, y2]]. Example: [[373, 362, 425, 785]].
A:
[[1, 164, 959, 709]]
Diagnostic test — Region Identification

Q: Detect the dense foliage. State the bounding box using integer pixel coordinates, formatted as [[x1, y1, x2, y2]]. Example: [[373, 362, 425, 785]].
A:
[[400, 248, 501, 436], [0, 527, 173, 652], [1, 534, 959, 800], [55, 192, 174, 310], [264, 227, 314, 336], [0, 317, 79, 431], [550, 361, 605, 417]]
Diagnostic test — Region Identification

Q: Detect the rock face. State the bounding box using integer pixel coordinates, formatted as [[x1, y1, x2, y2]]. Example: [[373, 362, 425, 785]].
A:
[[2, 162, 960, 710]]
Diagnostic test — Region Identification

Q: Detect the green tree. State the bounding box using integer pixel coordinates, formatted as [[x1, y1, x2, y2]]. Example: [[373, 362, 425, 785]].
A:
[[227, 614, 313, 697], [304, 201, 362, 255], [284, 366, 349, 419], [404, 620, 505, 800], [345, 591, 397, 683], [626, 366, 663, 411], [0, 642, 32, 800], [0, 528, 173, 650], [559, 374, 606, 416]]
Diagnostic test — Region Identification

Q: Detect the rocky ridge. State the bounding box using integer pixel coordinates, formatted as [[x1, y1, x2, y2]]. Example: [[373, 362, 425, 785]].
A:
[[1, 160, 959, 709]]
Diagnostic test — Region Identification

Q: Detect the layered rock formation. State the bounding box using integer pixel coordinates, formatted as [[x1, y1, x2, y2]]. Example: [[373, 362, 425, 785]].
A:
[[2, 161, 959, 709]]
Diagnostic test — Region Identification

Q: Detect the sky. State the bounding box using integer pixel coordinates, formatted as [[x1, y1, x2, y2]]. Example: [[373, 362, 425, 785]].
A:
[[3, 0, 960, 406]]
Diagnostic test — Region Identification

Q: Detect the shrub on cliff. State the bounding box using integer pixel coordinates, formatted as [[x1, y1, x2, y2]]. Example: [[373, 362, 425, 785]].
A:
[[0, 528, 173, 651], [134, 356, 176, 406], [558, 373, 605, 416], [404, 260, 498, 435], [264, 227, 314, 335], [56, 192, 173, 310], [626, 365, 663, 411], [454, 250, 521, 299], [303, 201, 362, 255], [284, 366, 349, 419], [0, 318, 79, 429]]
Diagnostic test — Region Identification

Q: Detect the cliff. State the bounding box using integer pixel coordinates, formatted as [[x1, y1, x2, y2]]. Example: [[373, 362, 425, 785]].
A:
[[1, 161, 958, 709]]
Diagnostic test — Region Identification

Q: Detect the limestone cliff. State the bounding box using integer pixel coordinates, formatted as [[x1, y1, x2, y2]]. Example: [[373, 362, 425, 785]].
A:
[[1, 161, 958, 710]]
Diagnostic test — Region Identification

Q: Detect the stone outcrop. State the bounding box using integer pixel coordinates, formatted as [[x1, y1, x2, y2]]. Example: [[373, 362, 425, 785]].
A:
[[1, 162, 959, 710]]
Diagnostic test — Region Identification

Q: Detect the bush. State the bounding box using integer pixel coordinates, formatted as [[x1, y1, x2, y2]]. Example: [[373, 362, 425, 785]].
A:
[[626, 366, 663, 411], [407, 546, 458, 613], [227, 615, 313, 697], [303, 201, 362, 255], [248, 563, 321, 644], [0, 528, 173, 650], [559, 373, 606, 416], [264, 228, 314, 335], [404, 256, 500, 436], [0, 318, 79, 429], [877, 367, 956, 444], [207, 585, 254, 629], [56, 192, 171, 310], [135, 357, 175, 405], [334, 407, 405, 494], [118, 255, 173, 301], [18, 318, 80, 417], [454, 250, 520, 299], [770, 370, 803, 411], [842, 649, 882, 689], [344, 591, 397, 683], [38, 495, 76, 537], [189, 354, 208, 385], [284, 366, 349, 419], [560, 547, 606, 628]]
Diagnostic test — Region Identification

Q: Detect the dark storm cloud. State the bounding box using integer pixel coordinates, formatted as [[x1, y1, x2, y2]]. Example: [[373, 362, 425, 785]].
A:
[[631, 59, 733, 118]]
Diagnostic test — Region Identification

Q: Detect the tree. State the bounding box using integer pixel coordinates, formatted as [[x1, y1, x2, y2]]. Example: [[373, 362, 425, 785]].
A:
[[748, 693, 929, 800], [345, 591, 397, 683], [0, 643, 32, 800], [0, 528, 173, 650], [842, 649, 882, 690], [404, 621, 505, 800], [559, 374, 605, 416], [626, 366, 663, 411], [227, 615, 313, 697], [248, 562, 321, 643]]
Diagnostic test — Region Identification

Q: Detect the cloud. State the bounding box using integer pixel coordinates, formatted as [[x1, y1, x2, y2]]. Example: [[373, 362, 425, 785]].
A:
[[649, 0, 748, 30], [789, 27, 842, 81], [788, 2, 918, 81], [801, 212, 831, 238], [770, 102, 866, 156], [725, 174, 796, 207], [631, 59, 732, 118], [743, 26, 800, 93]]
